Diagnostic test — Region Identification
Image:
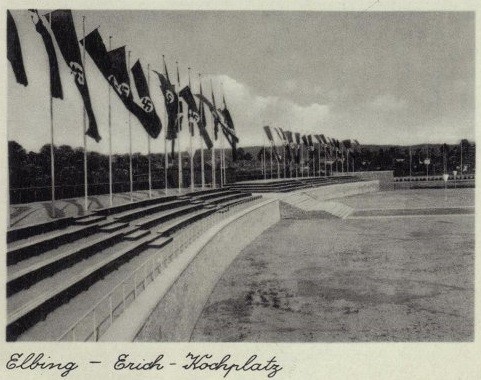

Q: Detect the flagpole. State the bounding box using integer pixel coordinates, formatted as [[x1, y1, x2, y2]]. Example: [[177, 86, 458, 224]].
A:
[[211, 138, 216, 188], [199, 74, 205, 189], [335, 149, 338, 174], [220, 82, 226, 186], [210, 79, 216, 188], [223, 140, 227, 185], [329, 144, 333, 176], [263, 136, 266, 180], [47, 12, 56, 217], [307, 145, 310, 178], [188, 67, 194, 192], [82, 15, 88, 213], [324, 145, 327, 178], [460, 140, 463, 176], [176, 61, 182, 193], [277, 142, 280, 179], [283, 144, 286, 178], [108, 36, 113, 207], [294, 140, 300, 178], [147, 63, 152, 198], [190, 129, 195, 191], [128, 50, 133, 202], [317, 143, 321, 177], [300, 143, 304, 178], [220, 131, 225, 187], [162, 55, 168, 195], [345, 148, 348, 173], [341, 148, 345, 174]]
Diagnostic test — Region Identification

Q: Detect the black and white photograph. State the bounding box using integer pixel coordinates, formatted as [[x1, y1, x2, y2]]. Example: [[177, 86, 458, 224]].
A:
[[1, 0, 479, 379]]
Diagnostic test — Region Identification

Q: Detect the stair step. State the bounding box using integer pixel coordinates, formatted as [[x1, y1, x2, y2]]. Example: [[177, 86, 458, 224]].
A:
[[75, 215, 106, 225], [147, 236, 173, 248], [123, 229, 150, 241], [135, 204, 203, 229], [7, 226, 139, 296], [156, 208, 215, 237], [99, 221, 129, 232], [7, 234, 158, 340], [113, 199, 189, 222], [7, 224, 99, 266], [204, 204, 218, 210]]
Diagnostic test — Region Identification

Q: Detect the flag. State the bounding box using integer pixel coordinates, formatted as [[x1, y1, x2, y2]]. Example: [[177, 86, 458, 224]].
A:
[[320, 134, 328, 145], [302, 135, 308, 146], [186, 78, 195, 137], [7, 10, 28, 86], [153, 68, 179, 140], [180, 86, 213, 149], [29, 10, 62, 98], [195, 93, 238, 143], [199, 81, 207, 137], [295, 133, 301, 145], [285, 131, 293, 144], [175, 64, 183, 133], [131, 60, 162, 138], [274, 127, 283, 142], [307, 135, 314, 149], [46, 10, 99, 142], [107, 46, 132, 100], [211, 87, 220, 140], [221, 94, 237, 160], [342, 139, 352, 150], [80, 29, 161, 138], [314, 134, 323, 144], [279, 129, 292, 162], [263, 126, 274, 141]]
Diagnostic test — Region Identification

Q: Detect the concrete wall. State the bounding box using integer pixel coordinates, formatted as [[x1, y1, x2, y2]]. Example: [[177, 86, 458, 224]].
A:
[[285, 179, 380, 201], [101, 199, 280, 342]]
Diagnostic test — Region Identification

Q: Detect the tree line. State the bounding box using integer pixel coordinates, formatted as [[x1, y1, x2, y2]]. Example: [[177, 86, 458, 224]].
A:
[[8, 139, 475, 203]]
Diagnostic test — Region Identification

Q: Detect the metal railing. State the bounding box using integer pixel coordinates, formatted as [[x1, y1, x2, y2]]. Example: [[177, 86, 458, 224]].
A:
[[57, 195, 264, 342]]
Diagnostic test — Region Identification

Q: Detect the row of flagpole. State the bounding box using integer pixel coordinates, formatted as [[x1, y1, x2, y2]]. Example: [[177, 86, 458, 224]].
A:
[[19, 11, 232, 223], [260, 133, 358, 180]]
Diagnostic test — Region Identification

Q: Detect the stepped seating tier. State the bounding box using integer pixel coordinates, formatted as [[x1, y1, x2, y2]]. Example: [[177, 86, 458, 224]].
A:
[[7, 225, 140, 296], [6, 188, 255, 341], [217, 195, 262, 212], [205, 192, 252, 206], [134, 204, 205, 229], [7, 222, 105, 266], [7, 216, 74, 244], [94, 195, 179, 216], [7, 233, 173, 341], [191, 189, 240, 201], [112, 199, 191, 222], [156, 208, 217, 237], [183, 188, 231, 198], [229, 176, 361, 193]]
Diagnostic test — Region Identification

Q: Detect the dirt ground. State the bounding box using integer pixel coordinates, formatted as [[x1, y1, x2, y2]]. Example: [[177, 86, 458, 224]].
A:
[[191, 189, 474, 342]]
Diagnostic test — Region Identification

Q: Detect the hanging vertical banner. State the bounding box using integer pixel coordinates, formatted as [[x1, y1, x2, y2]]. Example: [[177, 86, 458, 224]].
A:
[[180, 86, 213, 149], [7, 10, 28, 86], [131, 60, 162, 138], [263, 125, 274, 141], [153, 67, 179, 140], [220, 94, 237, 160], [29, 10, 62, 98], [80, 29, 161, 138], [46, 9, 100, 142]]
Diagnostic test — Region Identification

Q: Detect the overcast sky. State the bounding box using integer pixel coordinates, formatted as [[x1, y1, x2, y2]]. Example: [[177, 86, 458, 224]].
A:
[[7, 10, 475, 154]]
